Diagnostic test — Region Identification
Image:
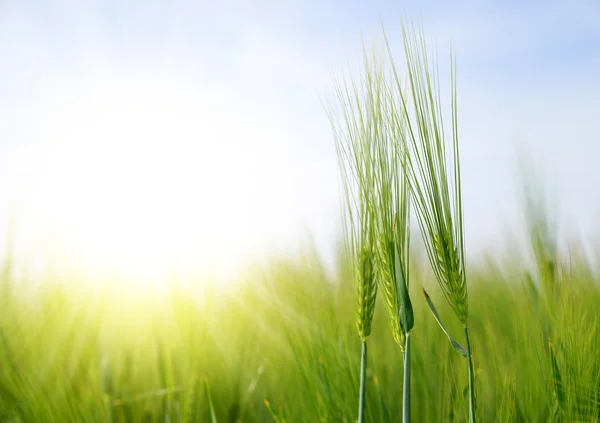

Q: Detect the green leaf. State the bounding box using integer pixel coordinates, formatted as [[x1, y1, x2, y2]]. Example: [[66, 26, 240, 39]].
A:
[[422, 289, 467, 357], [264, 400, 286, 423], [204, 377, 218, 423], [395, 244, 414, 333]]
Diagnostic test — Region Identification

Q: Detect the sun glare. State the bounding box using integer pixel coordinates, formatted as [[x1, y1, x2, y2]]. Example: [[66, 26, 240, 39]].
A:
[[11, 66, 280, 288]]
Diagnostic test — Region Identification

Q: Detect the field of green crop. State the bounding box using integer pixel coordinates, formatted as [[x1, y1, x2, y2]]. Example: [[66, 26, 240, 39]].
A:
[[0, 227, 599, 422]]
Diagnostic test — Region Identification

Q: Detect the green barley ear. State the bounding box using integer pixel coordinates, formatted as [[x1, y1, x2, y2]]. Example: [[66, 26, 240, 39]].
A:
[[384, 21, 476, 422], [385, 22, 468, 324], [328, 40, 384, 422], [356, 244, 377, 339], [518, 156, 558, 299], [374, 155, 413, 348], [329, 41, 387, 341], [366, 48, 413, 349]]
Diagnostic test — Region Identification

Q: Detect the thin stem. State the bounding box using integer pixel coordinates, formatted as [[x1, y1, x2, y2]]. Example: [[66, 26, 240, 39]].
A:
[[358, 340, 367, 423], [464, 326, 476, 423], [403, 333, 411, 423]]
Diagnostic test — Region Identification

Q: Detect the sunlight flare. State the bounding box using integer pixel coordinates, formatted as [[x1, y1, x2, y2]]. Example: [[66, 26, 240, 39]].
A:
[[10, 66, 281, 287]]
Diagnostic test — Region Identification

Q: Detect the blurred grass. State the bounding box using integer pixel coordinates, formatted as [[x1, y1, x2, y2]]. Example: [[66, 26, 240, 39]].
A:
[[0, 233, 599, 422]]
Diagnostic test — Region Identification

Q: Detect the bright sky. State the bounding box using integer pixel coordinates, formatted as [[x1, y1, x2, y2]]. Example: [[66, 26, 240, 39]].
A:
[[1, 0, 599, 283]]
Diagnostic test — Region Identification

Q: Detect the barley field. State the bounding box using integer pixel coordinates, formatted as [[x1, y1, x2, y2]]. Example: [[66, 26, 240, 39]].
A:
[[1, 223, 599, 422]]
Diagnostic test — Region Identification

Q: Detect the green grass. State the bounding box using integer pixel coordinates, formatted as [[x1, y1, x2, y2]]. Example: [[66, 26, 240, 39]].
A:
[[0, 232, 599, 422]]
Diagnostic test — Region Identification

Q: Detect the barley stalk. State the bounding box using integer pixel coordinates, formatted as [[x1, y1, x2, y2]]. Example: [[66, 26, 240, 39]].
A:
[[402, 333, 411, 422], [369, 46, 414, 422], [329, 42, 384, 422], [384, 21, 477, 422]]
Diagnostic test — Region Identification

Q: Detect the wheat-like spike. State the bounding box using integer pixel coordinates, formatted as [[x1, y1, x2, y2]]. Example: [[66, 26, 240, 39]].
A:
[[377, 237, 405, 347], [356, 245, 377, 340], [384, 21, 469, 324], [328, 43, 390, 343], [327, 39, 386, 423], [433, 232, 468, 323], [368, 54, 413, 348]]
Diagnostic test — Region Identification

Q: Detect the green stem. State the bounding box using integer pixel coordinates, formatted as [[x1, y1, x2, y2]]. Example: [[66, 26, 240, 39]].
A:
[[403, 333, 411, 423], [358, 340, 367, 423], [464, 326, 476, 423]]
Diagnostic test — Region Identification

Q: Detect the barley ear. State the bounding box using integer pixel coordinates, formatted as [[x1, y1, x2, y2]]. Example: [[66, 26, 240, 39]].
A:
[[371, 65, 413, 348], [377, 238, 405, 347], [384, 21, 469, 324], [328, 42, 383, 423], [386, 21, 477, 422], [357, 245, 377, 340]]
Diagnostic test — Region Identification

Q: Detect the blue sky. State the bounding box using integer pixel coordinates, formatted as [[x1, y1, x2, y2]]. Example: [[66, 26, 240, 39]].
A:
[[1, 0, 599, 278]]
